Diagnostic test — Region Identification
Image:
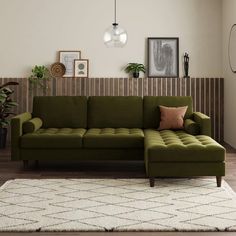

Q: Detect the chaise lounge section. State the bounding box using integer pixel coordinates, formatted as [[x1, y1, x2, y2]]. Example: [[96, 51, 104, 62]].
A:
[[11, 96, 225, 187], [143, 96, 225, 187], [145, 129, 225, 187]]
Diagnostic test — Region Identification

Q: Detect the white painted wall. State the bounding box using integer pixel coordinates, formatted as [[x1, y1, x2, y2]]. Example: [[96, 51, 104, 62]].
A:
[[0, 0, 222, 78], [222, 0, 236, 148]]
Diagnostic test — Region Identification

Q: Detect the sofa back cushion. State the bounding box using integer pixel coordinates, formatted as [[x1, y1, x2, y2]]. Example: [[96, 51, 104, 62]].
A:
[[143, 96, 193, 128], [88, 96, 143, 128], [33, 96, 87, 128]]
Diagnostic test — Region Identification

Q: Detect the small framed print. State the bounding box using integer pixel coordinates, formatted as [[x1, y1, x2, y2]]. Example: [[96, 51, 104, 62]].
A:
[[74, 59, 89, 78], [59, 51, 81, 77], [148, 38, 179, 78]]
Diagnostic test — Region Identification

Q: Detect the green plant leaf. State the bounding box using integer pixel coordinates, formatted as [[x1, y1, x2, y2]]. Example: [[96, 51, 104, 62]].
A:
[[5, 101, 18, 106], [0, 82, 18, 126], [0, 120, 9, 128], [0, 82, 19, 89]]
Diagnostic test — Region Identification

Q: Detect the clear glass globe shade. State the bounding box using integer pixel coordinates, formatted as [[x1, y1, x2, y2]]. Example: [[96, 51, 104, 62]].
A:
[[104, 24, 127, 47]]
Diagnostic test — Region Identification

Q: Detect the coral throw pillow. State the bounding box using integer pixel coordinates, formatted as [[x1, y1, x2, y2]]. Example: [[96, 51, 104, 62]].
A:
[[158, 105, 188, 130]]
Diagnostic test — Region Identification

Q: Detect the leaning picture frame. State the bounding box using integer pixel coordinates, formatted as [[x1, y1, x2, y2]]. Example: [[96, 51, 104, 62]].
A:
[[74, 59, 89, 78], [59, 51, 81, 77], [148, 38, 179, 78]]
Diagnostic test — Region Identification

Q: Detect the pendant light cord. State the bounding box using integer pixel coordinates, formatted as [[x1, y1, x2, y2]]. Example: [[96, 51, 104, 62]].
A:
[[114, 0, 117, 24]]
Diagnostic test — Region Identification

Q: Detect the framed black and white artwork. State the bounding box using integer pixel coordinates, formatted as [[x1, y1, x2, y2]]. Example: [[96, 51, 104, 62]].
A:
[[148, 38, 179, 78], [59, 51, 81, 77]]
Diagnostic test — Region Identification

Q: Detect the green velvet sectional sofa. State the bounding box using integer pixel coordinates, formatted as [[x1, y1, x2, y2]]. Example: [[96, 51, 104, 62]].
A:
[[11, 96, 225, 187]]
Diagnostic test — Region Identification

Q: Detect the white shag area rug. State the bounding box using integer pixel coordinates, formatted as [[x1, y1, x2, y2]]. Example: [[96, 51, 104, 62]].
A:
[[0, 178, 236, 232]]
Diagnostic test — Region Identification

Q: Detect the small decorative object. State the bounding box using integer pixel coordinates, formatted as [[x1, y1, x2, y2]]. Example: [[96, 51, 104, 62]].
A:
[[0, 82, 18, 149], [28, 65, 50, 89], [59, 51, 81, 77], [103, 0, 127, 47], [124, 63, 146, 78], [74, 59, 89, 78], [183, 53, 190, 78], [50, 62, 66, 78], [228, 24, 236, 73], [148, 38, 179, 78]]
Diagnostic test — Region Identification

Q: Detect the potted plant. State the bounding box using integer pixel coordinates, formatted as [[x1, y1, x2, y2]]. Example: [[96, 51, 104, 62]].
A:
[[28, 65, 50, 90], [0, 82, 18, 148], [124, 63, 146, 78]]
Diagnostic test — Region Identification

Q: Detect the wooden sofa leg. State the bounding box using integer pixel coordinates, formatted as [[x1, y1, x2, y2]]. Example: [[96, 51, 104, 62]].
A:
[[216, 176, 222, 187], [150, 177, 155, 187], [23, 160, 29, 169]]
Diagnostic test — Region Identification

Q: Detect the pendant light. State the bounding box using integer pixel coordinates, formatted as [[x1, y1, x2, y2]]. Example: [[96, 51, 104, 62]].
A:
[[103, 0, 127, 47]]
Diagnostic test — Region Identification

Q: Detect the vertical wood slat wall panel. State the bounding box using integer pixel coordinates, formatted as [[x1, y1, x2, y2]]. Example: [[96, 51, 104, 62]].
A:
[[0, 77, 224, 142]]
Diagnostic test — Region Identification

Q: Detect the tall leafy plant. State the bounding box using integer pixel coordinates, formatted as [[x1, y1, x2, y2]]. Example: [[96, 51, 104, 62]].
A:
[[0, 82, 19, 128]]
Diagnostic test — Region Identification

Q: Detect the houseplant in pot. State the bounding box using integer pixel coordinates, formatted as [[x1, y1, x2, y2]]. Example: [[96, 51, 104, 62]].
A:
[[124, 63, 146, 78], [28, 65, 50, 90], [0, 82, 18, 148]]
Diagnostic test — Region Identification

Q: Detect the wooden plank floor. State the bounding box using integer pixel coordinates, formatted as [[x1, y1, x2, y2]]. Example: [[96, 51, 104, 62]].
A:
[[0, 143, 236, 236]]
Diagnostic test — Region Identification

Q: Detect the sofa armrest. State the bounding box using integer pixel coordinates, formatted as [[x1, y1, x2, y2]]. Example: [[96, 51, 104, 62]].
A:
[[11, 112, 32, 160], [184, 119, 200, 135], [193, 112, 211, 137]]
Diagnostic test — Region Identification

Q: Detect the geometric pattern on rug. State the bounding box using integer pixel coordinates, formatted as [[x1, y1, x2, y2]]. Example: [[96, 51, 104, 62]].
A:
[[0, 178, 236, 232]]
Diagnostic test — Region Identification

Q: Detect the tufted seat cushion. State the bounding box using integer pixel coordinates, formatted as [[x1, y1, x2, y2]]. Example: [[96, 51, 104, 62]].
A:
[[83, 128, 144, 149], [145, 129, 225, 162], [21, 128, 86, 149]]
